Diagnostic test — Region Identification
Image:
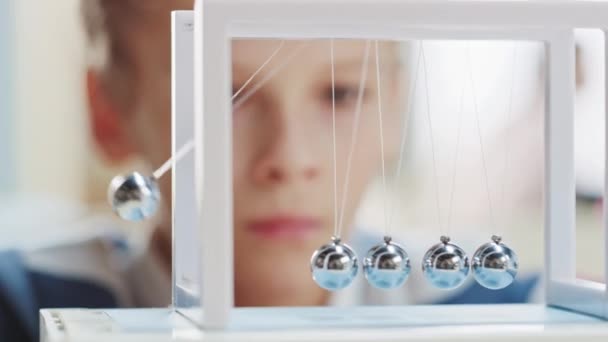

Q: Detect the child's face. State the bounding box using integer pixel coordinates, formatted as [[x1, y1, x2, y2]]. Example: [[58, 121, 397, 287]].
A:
[[95, 36, 403, 305], [231, 40, 403, 302]]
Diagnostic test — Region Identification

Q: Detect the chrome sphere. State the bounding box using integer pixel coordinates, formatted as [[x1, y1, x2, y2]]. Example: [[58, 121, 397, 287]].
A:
[[422, 236, 470, 290], [363, 236, 411, 289], [108, 172, 161, 221], [472, 235, 518, 290], [310, 237, 358, 291]]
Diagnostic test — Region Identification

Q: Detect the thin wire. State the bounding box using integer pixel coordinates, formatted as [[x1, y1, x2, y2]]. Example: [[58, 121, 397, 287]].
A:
[[388, 43, 422, 232], [421, 43, 443, 236], [445, 49, 468, 237], [153, 140, 195, 179], [374, 40, 389, 237], [232, 40, 286, 100], [331, 39, 339, 238], [336, 40, 372, 238], [467, 42, 496, 231], [233, 42, 309, 110], [499, 43, 519, 236]]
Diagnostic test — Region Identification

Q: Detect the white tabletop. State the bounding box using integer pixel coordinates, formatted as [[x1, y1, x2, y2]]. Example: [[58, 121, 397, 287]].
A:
[[41, 304, 608, 342]]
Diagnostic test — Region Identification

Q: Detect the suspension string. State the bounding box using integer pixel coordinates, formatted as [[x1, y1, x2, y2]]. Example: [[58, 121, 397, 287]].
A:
[[232, 40, 286, 100], [499, 43, 519, 237], [374, 40, 389, 238], [233, 42, 309, 110], [336, 40, 372, 238], [331, 39, 339, 238], [467, 42, 496, 232], [153, 140, 195, 179], [421, 43, 444, 236], [445, 48, 469, 238], [152, 40, 290, 180], [388, 42, 422, 232]]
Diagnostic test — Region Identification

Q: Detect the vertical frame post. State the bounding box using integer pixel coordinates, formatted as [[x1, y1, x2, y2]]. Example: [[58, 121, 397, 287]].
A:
[[196, 1, 233, 328], [545, 29, 607, 319], [545, 29, 577, 296], [172, 11, 202, 312], [604, 28, 608, 320]]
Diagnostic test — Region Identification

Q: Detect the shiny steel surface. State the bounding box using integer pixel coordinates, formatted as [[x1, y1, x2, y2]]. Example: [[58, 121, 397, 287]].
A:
[[472, 235, 519, 290], [310, 237, 359, 291], [363, 236, 411, 289], [108, 172, 161, 221], [422, 236, 470, 290]]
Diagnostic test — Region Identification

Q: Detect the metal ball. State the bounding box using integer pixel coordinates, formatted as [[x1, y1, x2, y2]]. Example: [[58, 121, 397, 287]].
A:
[[363, 236, 411, 289], [310, 237, 358, 291], [472, 235, 519, 290], [422, 236, 470, 290], [108, 172, 161, 221]]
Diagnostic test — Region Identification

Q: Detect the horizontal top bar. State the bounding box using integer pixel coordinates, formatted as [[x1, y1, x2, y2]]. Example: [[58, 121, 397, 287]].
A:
[[201, 0, 608, 29], [228, 24, 557, 41]]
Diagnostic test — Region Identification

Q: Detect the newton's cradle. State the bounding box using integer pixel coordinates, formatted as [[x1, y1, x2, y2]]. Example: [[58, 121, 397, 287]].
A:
[[42, 1, 608, 341]]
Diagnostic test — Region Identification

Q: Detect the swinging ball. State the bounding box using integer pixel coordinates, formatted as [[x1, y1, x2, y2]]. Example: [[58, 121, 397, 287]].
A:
[[363, 236, 411, 289], [310, 237, 359, 291], [472, 235, 518, 290], [108, 172, 161, 221], [422, 236, 470, 290]]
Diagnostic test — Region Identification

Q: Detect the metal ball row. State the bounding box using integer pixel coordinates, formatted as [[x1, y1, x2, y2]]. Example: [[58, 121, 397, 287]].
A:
[[310, 235, 518, 291], [106, 173, 518, 293]]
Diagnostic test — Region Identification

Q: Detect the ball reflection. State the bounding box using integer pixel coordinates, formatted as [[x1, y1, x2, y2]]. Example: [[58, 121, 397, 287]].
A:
[[364, 236, 411, 289], [472, 235, 518, 290], [108, 172, 160, 221], [310, 237, 358, 291], [422, 236, 470, 290]]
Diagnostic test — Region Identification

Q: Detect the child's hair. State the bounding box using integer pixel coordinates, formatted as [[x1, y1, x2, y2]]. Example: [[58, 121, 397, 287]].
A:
[[80, 0, 186, 109]]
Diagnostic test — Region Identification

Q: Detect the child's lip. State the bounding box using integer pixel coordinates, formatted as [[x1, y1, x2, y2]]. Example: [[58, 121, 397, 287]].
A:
[[247, 215, 322, 240]]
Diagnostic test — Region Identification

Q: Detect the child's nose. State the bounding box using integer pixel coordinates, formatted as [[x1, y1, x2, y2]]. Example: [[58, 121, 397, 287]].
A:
[[251, 117, 320, 186]]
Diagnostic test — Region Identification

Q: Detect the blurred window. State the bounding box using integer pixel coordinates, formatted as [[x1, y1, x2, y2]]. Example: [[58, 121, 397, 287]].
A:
[[0, 0, 14, 194]]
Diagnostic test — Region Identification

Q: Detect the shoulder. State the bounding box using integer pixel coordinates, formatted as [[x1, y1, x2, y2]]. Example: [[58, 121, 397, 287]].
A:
[[0, 250, 36, 341], [0, 235, 132, 342], [22, 233, 135, 304]]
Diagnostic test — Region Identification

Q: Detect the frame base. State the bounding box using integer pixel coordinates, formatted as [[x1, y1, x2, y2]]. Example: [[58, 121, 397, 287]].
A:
[[41, 305, 608, 342]]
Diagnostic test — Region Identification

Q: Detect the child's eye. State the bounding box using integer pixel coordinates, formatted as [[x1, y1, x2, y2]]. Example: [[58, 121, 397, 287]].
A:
[[322, 85, 366, 111]]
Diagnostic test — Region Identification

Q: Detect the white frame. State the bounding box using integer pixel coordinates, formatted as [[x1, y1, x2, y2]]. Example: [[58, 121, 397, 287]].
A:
[[173, 0, 608, 329], [172, 11, 201, 311]]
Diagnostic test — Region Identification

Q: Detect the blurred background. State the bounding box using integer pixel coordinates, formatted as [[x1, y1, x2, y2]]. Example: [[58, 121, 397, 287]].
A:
[[0, 0, 605, 289], [0, 0, 151, 250]]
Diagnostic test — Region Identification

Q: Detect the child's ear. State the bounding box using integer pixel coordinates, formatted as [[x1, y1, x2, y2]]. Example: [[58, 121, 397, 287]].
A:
[[86, 70, 137, 164]]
